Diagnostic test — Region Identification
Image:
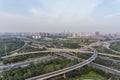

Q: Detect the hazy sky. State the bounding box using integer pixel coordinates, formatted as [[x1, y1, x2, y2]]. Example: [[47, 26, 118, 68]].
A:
[[0, 0, 120, 33]]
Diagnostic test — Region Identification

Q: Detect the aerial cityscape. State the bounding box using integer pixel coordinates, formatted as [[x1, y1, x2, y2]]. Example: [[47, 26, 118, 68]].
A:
[[0, 0, 120, 80]]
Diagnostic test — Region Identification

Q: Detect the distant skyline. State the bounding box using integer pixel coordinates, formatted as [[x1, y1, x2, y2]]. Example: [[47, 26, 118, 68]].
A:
[[0, 0, 120, 33]]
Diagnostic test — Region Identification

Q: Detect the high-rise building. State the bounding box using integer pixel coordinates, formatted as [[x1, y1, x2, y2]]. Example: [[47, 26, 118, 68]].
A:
[[95, 32, 100, 36]]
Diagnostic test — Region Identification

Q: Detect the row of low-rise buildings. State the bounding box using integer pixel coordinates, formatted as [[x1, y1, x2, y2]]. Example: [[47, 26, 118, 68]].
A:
[[30, 32, 102, 39], [2, 32, 120, 40], [1, 32, 103, 39]]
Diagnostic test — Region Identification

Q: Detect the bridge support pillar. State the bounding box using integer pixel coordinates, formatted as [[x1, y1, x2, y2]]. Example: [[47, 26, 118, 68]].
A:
[[73, 52, 77, 57], [50, 52, 53, 56], [63, 73, 66, 79], [73, 53, 75, 57], [77, 68, 80, 71]]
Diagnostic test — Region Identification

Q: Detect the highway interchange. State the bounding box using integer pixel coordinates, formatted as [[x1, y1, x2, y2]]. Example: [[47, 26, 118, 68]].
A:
[[0, 37, 120, 80]]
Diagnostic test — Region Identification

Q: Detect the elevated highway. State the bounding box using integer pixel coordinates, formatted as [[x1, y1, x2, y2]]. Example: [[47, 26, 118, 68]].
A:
[[1, 48, 120, 59], [26, 49, 97, 80], [56, 53, 120, 75], [0, 48, 92, 59]]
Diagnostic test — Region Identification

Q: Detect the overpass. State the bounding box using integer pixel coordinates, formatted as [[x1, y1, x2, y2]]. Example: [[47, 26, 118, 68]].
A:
[[26, 49, 97, 80], [1, 48, 120, 59], [55, 52, 120, 75], [0, 48, 92, 59]]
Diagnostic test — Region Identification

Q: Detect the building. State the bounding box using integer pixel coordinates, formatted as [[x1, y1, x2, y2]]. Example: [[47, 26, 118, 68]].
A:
[[32, 35, 41, 39], [95, 32, 100, 36]]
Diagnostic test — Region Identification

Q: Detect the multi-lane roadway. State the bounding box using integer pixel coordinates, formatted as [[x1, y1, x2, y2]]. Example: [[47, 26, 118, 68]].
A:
[[0, 56, 57, 76], [26, 49, 98, 80], [55, 52, 120, 75]]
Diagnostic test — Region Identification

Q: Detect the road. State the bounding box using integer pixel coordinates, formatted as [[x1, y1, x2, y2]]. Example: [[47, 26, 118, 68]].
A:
[[26, 49, 97, 80], [1, 47, 120, 60], [55, 52, 78, 60], [9, 41, 28, 54], [90, 62, 120, 75], [0, 48, 92, 59], [98, 52, 120, 58], [0, 56, 57, 75], [103, 41, 120, 54], [98, 56, 120, 63], [56, 53, 120, 75]]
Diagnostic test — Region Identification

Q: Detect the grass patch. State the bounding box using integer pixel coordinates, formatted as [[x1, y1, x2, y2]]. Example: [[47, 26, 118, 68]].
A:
[[68, 71, 106, 80]]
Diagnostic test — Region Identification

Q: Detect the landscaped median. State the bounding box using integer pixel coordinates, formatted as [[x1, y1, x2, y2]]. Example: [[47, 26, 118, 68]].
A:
[[1, 56, 79, 80], [1, 53, 49, 64]]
